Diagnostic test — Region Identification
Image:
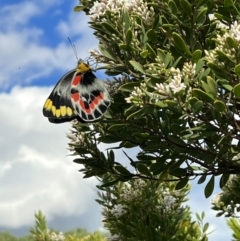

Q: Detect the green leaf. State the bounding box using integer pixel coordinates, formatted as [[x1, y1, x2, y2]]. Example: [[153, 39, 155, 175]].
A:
[[73, 158, 97, 164], [204, 175, 215, 198], [207, 62, 229, 79], [157, 48, 165, 61], [180, 0, 192, 14], [101, 22, 120, 36], [192, 49, 202, 62], [127, 106, 155, 119], [206, 76, 217, 97], [98, 135, 121, 143], [146, 43, 157, 59], [216, 50, 235, 64], [220, 173, 230, 188], [203, 223, 209, 233], [168, 135, 186, 146], [126, 29, 133, 45], [108, 150, 115, 163], [224, 0, 234, 7], [99, 44, 117, 61], [218, 79, 233, 91], [137, 164, 152, 177], [152, 14, 161, 30], [214, 100, 226, 112], [74, 5, 85, 12], [195, 60, 204, 74], [226, 36, 237, 48], [114, 164, 130, 175], [196, 212, 201, 221], [119, 82, 140, 92], [193, 100, 203, 114], [108, 124, 130, 130], [155, 101, 168, 108], [74, 147, 92, 155], [120, 141, 137, 148], [235, 64, 240, 75], [172, 32, 191, 55], [146, 29, 156, 41], [101, 179, 120, 187], [192, 88, 215, 102], [119, 44, 137, 51], [233, 83, 240, 98], [140, 50, 148, 58], [196, 7, 207, 22], [159, 170, 169, 181], [129, 61, 145, 74], [123, 11, 130, 34], [168, 0, 178, 15], [175, 177, 189, 190]]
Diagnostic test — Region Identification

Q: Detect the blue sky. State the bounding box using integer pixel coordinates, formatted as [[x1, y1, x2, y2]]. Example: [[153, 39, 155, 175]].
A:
[[0, 0, 232, 240]]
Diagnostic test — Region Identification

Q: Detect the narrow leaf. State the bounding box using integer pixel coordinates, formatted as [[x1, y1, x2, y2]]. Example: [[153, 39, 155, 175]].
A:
[[204, 175, 215, 198]]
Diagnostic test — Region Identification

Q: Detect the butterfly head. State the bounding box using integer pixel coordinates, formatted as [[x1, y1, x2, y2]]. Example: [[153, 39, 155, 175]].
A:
[[76, 59, 92, 74]]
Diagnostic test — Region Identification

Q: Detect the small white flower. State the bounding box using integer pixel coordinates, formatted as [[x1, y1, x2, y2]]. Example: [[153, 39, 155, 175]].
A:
[[154, 83, 169, 95], [168, 74, 186, 94], [212, 194, 221, 205], [110, 204, 127, 217], [230, 21, 240, 41], [108, 234, 120, 241]]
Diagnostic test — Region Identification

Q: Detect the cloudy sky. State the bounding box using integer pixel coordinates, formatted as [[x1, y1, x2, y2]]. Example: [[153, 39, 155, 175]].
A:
[[0, 0, 232, 240]]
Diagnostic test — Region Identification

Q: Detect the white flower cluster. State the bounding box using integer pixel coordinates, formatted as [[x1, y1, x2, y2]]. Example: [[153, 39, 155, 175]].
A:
[[66, 130, 86, 151], [230, 21, 240, 41], [125, 83, 146, 107], [110, 204, 127, 218], [153, 63, 196, 97], [205, 21, 240, 63], [182, 62, 196, 81], [120, 188, 142, 201], [107, 234, 121, 241], [49, 231, 65, 241], [120, 179, 147, 201], [124, 62, 195, 105], [162, 195, 177, 211], [211, 194, 222, 205], [157, 67, 187, 95], [89, 0, 155, 24]]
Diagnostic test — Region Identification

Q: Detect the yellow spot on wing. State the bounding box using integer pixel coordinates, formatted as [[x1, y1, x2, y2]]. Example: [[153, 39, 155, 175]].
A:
[[67, 107, 73, 116], [52, 106, 56, 116], [45, 99, 53, 110], [60, 106, 67, 116], [44, 99, 50, 108], [56, 109, 61, 117]]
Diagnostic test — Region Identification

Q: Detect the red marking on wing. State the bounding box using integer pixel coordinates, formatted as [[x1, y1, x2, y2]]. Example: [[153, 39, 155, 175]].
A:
[[71, 92, 80, 102], [78, 93, 105, 115], [79, 99, 85, 109], [79, 99, 91, 114], [89, 93, 104, 109], [72, 75, 82, 86]]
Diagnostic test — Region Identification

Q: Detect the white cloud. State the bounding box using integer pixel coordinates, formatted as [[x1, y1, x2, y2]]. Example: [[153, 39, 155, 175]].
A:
[[0, 0, 98, 89], [0, 86, 99, 228], [0, 85, 232, 238]]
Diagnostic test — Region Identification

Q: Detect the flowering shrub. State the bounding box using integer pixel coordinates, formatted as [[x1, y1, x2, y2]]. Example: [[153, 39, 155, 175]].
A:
[[72, 0, 240, 198], [98, 178, 209, 241]]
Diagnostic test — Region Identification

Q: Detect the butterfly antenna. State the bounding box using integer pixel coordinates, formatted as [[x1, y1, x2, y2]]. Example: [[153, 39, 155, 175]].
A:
[[68, 37, 79, 61]]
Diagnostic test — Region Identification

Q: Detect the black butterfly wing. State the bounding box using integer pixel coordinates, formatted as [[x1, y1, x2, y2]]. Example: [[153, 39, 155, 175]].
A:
[[43, 69, 84, 123], [70, 71, 111, 122]]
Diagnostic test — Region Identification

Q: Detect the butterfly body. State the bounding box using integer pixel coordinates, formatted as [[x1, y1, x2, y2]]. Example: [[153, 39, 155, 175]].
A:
[[43, 60, 110, 123]]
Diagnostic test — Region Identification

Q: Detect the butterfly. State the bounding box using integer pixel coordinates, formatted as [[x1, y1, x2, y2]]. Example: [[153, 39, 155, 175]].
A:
[[43, 59, 110, 124]]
